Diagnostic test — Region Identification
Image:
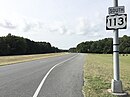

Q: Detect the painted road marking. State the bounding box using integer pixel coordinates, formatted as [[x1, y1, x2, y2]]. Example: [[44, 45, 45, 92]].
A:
[[33, 54, 78, 97]]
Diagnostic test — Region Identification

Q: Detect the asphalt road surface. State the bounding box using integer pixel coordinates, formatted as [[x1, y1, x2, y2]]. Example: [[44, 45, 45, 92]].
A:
[[0, 53, 85, 97]]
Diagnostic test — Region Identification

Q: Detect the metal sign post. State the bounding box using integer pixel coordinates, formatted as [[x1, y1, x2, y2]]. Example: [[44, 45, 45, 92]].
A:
[[111, 0, 123, 93], [106, 0, 127, 95]]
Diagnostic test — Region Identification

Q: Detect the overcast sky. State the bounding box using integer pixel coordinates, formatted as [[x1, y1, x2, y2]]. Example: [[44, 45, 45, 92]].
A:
[[0, 0, 129, 49]]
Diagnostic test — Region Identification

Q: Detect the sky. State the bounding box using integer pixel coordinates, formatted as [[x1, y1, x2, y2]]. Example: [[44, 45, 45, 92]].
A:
[[0, 0, 129, 49]]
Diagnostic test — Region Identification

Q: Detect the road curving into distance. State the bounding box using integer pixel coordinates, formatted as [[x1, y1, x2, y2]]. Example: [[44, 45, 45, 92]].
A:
[[0, 53, 85, 97]]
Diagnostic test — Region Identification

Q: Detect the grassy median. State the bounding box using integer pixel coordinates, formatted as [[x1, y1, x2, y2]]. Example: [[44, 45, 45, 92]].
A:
[[0, 53, 67, 66], [83, 54, 130, 97]]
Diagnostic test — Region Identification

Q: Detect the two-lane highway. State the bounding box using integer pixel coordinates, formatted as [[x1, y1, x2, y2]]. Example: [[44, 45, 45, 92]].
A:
[[0, 53, 85, 97]]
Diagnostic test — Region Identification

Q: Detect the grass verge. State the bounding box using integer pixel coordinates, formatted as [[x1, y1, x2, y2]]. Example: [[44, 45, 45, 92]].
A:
[[0, 53, 67, 66], [83, 54, 130, 97]]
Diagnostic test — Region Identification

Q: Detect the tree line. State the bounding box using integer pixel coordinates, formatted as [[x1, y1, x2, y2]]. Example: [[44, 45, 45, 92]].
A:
[[69, 35, 130, 54], [0, 34, 62, 56]]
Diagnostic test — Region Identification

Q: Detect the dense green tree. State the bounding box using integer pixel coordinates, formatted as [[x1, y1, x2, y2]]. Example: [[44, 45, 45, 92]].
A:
[[119, 35, 130, 54], [5, 34, 27, 55], [0, 37, 10, 55], [0, 34, 62, 56], [69, 47, 77, 53], [71, 35, 129, 54]]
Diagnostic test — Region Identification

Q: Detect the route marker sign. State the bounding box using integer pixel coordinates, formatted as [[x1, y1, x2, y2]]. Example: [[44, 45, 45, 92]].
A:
[[108, 6, 125, 14], [106, 0, 128, 94], [106, 14, 127, 30]]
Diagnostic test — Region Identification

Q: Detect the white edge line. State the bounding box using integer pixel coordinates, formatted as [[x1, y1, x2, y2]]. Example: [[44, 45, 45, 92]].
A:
[[33, 54, 78, 97]]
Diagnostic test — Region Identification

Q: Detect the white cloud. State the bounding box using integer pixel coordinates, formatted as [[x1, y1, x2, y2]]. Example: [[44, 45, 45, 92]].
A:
[[21, 19, 44, 32], [48, 21, 69, 34], [0, 14, 46, 34], [47, 15, 106, 37], [0, 12, 109, 39], [0, 19, 17, 29], [74, 16, 105, 38], [76, 17, 89, 35]]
